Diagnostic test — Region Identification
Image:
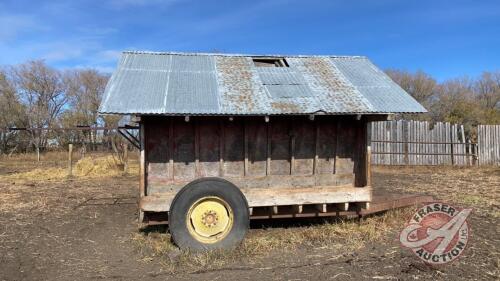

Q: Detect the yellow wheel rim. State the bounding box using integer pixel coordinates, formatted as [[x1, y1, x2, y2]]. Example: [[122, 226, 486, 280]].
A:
[[186, 196, 233, 244]]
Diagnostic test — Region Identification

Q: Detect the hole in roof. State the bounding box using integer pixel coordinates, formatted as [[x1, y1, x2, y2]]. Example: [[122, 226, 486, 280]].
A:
[[253, 58, 289, 67]]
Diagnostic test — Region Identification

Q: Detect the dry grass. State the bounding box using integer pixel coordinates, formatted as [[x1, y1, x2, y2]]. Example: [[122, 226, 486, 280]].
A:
[[374, 166, 500, 217], [131, 207, 414, 273], [0, 155, 139, 182]]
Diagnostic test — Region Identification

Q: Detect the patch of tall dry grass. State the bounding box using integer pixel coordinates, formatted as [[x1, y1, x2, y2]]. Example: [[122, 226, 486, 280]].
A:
[[132, 207, 414, 273], [0, 155, 139, 182]]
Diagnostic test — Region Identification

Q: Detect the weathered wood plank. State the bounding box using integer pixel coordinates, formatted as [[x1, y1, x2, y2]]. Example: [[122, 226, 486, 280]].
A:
[[140, 185, 372, 212]]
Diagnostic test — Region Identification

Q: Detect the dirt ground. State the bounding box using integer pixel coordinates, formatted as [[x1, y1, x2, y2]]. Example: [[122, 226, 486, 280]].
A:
[[0, 155, 498, 281]]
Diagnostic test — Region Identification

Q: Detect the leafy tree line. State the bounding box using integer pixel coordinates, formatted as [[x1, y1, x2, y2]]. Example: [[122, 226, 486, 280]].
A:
[[0, 60, 499, 154]]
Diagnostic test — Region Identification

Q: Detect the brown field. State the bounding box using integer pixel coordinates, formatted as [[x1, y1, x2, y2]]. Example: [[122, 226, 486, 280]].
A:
[[0, 152, 498, 280]]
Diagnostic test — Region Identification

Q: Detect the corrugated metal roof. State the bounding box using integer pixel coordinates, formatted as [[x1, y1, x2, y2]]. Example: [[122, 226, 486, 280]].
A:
[[99, 51, 427, 115]]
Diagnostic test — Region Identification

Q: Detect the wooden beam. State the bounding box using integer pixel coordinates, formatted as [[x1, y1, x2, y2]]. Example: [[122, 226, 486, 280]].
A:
[[366, 145, 372, 187], [67, 143, 73, 177], [266, 122, 271, 175], [169, 119, 174, 181], [140, 123, 146, 196], [219, 120, 225, 177], [333, 121, 339, 174], [244, 120, 248, 176], [313, 122, 319, 175], [290, 135, 295, 175], [194, 120, 200, 177], [140, 185, 372, 212]]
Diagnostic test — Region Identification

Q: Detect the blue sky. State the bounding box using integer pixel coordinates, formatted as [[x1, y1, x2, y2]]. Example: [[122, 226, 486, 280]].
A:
[[0, 0, 498, 81]]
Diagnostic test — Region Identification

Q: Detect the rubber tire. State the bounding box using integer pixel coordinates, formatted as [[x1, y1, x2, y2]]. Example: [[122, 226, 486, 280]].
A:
[[169, 177, 249, 251]]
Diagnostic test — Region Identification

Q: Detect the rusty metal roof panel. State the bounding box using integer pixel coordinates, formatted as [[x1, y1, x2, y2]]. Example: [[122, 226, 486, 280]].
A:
[[330, 57, 427, 113], [99, 51, 426, 115], [287, 57, 373, 113], [256, 67, 306, 85]]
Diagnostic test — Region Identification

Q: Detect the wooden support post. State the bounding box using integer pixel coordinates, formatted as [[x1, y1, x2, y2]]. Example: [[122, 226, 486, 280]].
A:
[[249, 207, 253, 216], [123, 143, 128, 173], [272, 206, 279, 215], [169, 119, 174, 180], [366, 145, 372, 187], [194, 120, 200, 177], [336, 202, 349, 211], [219, 120, 225, 177], [290, 135, 295, 175], [358, 202, 370, 210], [315, 204, 327, 213], [450, 125, 455, 166], [403, 138, 409, 165], [293, 205, 303, 214], [313, 123, 319, 175], [36, 147, 40, 162], [81, 144, 86, 159], [67, 144, 73, 177], [244, 121, 248, 176], [266, 122, 271, 175], [333, 121, 339, 174], [140, 123, 146, 197]]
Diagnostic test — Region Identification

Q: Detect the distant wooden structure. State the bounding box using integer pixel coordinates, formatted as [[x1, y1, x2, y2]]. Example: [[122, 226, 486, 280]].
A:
[[478, 125, 500, 166], [370, 120, 476, 166]]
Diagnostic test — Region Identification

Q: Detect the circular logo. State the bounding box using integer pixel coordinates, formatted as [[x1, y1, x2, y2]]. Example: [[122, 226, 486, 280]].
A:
[[399, 202, 472, 265]]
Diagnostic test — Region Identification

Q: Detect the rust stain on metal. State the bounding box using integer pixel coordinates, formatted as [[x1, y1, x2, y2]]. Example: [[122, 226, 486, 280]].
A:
[[269, 101, 300, 112], [290, 57, 373, 112], [215, 56, 265, 113]]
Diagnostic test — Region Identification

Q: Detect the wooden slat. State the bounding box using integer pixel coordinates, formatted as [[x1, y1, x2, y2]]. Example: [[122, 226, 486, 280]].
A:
[[244, 120, 248, 176], [219, 120, 225, 176], [266, 122, 271, 175], [169, 119, 174, 180], [140, 185, 372, 212]]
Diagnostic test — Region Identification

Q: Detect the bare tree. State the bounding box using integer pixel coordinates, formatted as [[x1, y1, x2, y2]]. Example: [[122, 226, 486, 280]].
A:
[[386, 69, 437, 108], [475, 71, 500, 109], [0, 70, 26, 154], [63, 69, 109, 149], [11, 60, 68, 151]]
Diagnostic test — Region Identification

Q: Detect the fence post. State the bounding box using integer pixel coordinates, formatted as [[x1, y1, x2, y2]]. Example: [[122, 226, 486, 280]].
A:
[[68, 144, 73, 177], [450, 126, 455, 165], [123, 143, 128, 173], [36, 147, 40, 162]]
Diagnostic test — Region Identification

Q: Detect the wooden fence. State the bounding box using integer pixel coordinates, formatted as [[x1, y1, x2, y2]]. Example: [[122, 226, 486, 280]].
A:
[[369, 120, 476, 166], [477, 125, 500, 166]]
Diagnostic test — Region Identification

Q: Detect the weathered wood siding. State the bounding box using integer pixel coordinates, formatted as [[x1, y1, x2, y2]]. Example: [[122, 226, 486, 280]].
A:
[[478, 125, 500, 166], [370, 120, 474, 166], [144, 116, 368, 195]]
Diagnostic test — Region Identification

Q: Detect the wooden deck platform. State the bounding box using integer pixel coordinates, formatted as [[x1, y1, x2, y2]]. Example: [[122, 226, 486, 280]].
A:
[[142, 190, 433, 224], [248, 191, 433, 219]]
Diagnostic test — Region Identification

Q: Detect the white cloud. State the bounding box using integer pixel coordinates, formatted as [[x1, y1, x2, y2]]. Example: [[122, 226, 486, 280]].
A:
[[96, 50, 122, 61], [0, 14, 46, 41]]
